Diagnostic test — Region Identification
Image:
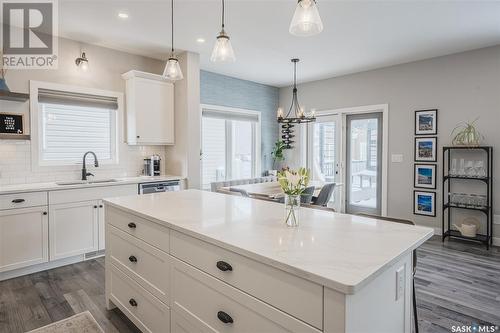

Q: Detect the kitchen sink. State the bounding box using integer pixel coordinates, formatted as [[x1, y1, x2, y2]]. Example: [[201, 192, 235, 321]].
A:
[[56, 179, 119, 186]]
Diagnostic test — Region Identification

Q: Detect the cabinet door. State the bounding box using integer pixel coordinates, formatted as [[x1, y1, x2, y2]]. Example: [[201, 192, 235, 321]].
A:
[[98, 200, 105, 251], [133, 77, 174, 145], [49, 200, 99, 260], [0, 206, 48, 272]]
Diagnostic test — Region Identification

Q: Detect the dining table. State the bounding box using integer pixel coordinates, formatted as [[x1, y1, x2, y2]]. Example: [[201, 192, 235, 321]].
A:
[[221, 180, 325, 200]]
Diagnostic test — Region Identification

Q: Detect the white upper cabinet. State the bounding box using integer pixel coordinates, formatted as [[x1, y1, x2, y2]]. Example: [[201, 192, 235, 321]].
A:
[[122, 70, 175, 145]]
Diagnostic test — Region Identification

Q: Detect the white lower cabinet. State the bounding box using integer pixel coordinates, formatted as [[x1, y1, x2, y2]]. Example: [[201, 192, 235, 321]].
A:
[[49, 200, 99, 260], [0, 206, 48, 272], [98, 200, 106, 251], [108, 264, 170, 333]]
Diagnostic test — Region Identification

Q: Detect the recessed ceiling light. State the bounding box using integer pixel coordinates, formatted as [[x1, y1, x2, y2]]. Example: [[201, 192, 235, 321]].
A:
[[118, 12, 129, 19], [196, 38, 206, 43]]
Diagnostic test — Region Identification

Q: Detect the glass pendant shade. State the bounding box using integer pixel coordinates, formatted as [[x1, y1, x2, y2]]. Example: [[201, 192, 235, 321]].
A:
[[163, 56, 183, 81], [289, 0, 323, 37], [211, 31, 236, 63]]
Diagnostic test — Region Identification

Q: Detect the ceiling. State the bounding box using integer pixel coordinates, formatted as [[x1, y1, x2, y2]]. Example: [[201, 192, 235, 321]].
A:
[[59, 1, 500, 87]]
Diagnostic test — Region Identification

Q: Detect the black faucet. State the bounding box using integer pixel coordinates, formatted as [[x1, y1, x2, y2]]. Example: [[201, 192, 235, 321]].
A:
[[82, 151, 99, 181]]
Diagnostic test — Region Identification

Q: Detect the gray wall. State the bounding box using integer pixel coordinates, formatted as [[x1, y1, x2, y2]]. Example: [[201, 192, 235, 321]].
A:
[[200, 70, 279, 172], [279, 45, 500, 238]]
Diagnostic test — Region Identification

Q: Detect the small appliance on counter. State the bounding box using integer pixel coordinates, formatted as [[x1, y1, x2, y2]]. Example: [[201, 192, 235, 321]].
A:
[[142, 154, 162, 176]]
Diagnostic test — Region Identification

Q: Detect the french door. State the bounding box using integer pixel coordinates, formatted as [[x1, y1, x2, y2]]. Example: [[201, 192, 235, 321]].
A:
[[345, 112, 382, 215], [307, 114, 342, 210]]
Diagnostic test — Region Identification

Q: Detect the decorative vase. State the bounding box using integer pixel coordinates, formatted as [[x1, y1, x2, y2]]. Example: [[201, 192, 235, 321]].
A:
[[284, 194, 300, 227], [0, 78, 9, 92]]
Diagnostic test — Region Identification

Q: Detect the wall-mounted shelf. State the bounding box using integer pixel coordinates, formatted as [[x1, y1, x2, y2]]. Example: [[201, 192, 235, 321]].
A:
[[0, 90, 30, 102]]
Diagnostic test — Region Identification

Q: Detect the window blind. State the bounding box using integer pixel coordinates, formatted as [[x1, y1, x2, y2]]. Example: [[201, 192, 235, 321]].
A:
[[38, 88, 118, 110], [40, 103, 114, 163], [202, 109, 259, 123]]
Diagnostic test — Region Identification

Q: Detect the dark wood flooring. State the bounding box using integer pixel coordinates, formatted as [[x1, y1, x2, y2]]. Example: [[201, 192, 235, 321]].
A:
[[0, 236, 498, 333]]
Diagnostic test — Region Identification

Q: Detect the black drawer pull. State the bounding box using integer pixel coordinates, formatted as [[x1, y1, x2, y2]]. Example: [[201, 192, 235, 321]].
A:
[[128, 222, 136, 229], [129, 255, 138, 263], [12, 199, 25, 203], [129, 298, 138, 307], [93, 205, 98, 209], [99, 204, 103, 208], [216, 261, 233, 272], [42, 212, 48, 216], [217, 311, 233, 324]]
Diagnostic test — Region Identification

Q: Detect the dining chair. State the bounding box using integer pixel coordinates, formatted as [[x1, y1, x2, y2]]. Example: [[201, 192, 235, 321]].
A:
[[357, 213, 419, 333], [300, 186, 316, 204], [229, 188, 250, 197], [312, 183, 336, 207]]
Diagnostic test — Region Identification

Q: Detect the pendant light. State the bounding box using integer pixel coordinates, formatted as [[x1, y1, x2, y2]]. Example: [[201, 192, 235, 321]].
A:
[[163, 0, 183, 80], [211, 0, 235, 63], [289, 0, 324, 37], [277, 59, 316, 124]]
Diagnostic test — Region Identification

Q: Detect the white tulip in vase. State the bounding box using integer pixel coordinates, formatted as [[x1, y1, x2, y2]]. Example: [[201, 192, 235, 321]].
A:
[[278, 168, 310, 227]]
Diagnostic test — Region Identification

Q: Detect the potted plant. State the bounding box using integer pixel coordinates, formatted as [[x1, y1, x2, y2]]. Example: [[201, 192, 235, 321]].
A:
[[269, 140, 286, 176], [278, 167, 310, 227], [451, 118, 484, 147]]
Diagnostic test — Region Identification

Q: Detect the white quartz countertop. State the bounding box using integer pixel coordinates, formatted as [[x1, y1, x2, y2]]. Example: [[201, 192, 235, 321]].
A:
[[104, 189, 433, 294], [0, 175, 184, 195]]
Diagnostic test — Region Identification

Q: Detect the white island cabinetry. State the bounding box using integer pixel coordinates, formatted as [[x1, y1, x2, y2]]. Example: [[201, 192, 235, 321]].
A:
[[105, 190, 433, 333]]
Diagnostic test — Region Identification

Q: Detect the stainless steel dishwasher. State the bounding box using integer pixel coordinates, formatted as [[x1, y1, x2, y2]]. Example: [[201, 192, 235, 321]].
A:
[[138, 180, 181, 194]]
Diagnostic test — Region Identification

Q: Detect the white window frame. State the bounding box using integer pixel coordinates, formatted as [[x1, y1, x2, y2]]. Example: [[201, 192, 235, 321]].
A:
[[200, 104, 262, 185], [30, 80, 123, 170]]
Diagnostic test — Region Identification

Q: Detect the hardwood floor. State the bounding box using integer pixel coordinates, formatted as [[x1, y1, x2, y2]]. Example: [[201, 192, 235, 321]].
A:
[[416, 236, 500, 333], [0, 236, 498, 333], [0, 257, 140, 333]]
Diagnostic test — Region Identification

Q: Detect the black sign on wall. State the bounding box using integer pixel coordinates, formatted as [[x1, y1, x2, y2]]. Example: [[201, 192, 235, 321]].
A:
[[0, 114, 24, 134]]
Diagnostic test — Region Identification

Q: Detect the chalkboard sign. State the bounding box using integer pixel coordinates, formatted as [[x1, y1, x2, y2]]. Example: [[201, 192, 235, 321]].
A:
[[0, 113, 24, 135]]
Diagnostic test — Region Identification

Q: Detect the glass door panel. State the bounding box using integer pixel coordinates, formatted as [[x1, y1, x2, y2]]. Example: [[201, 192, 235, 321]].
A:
[[231, 120, 254, 180], [201, 117, 226, 190], [346, 113, 382, 215]]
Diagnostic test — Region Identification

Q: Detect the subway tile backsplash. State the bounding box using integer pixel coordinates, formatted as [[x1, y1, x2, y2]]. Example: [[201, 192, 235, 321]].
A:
[[0, 140, 167, 185]]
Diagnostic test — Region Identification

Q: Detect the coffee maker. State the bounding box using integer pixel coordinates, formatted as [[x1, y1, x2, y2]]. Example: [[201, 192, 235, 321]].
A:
[[143, 155, 161, 176]]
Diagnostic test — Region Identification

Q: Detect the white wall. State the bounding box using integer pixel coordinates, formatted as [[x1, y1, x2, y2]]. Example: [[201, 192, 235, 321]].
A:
[[279, 45, 500, 238], [0, 37, 169, 185]]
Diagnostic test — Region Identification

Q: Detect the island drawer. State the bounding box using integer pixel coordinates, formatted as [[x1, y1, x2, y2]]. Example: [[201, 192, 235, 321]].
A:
[[170, 230, 323, 329], [108, 225, 171, 304], [171, 257, 321, 333], [0, 191, 48, 210], [108, 264, 170, 333], [106, 205, 169, 252]]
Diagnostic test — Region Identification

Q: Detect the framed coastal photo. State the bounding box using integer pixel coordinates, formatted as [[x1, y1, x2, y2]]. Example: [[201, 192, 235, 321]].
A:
[[415, 137, 437, 162], [414, 164, 436, 189], [414, 191, 436, 217], [415, 109, 438, 135]]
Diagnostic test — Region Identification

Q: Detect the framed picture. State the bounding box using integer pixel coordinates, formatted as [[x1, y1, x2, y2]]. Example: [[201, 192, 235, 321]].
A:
[[414, 190, 436, 217], [414, 164, 436, 189], [415, 137, 437, 162], [415, 109, 438, 135]]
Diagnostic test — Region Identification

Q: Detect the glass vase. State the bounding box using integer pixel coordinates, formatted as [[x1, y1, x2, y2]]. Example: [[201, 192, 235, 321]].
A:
[[284, 194, 300, 227]]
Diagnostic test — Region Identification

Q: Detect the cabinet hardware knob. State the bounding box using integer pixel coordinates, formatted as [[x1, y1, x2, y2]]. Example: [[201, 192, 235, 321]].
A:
[[42, 212, 48, 215], [94, 205, 98, 209], [136, 135, 140, 139], [129, 298, 138, 307], [128, 222, 136, 229], [99, 205, 103, 208], [12, 199, 25, 203], [129, 255, 138, 263], [217, 311, 233, 324], [216, 261, 233, 272]]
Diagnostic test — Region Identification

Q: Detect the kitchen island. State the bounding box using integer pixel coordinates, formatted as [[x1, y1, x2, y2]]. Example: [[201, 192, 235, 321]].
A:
[[104, 189, 433, 333]]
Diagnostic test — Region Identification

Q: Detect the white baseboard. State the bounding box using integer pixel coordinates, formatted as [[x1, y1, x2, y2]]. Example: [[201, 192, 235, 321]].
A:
[[0, 251, 105, 281]]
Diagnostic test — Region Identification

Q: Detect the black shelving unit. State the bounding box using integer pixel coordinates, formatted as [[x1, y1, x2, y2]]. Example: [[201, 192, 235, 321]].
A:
[[442, 146, 493, 249]]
